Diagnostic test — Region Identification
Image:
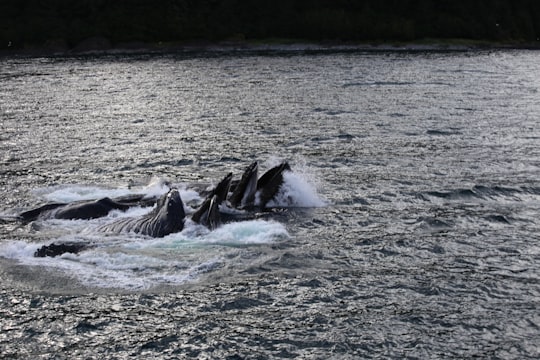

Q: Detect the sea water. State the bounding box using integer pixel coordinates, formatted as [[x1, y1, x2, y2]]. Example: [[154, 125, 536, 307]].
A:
[[1, 49, 539, 358]]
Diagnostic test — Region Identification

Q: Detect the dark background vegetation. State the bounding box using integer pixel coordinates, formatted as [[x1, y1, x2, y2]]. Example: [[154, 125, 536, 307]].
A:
[[2, 0, 540, 51]]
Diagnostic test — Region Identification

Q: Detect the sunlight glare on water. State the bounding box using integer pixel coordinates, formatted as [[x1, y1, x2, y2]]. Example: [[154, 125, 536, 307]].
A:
[[1, 50, 539, 358]]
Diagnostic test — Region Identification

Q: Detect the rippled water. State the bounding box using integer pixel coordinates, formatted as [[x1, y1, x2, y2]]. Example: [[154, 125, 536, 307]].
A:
[[1, 50, 540, 358]]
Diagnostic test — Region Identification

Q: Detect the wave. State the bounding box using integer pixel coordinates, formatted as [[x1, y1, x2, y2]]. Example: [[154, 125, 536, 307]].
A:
[[342, 81, 416, 88], [426, 129, 462, 136], [419, 185, 540, 202]]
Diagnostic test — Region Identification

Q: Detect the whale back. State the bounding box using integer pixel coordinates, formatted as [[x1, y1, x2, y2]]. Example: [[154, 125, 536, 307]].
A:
[[55, 198, 131, 220], [20, 195, 154, 222]]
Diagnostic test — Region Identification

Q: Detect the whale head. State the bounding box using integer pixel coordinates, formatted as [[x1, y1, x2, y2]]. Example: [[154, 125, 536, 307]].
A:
[[162, 188, 185, 220], [152, 188, 186, 236]]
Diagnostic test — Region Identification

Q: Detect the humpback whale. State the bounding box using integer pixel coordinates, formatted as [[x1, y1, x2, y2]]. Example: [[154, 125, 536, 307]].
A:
[[34, 242, 88, 258], [192, 162, 290, 229], [19, 194, 156, 222], [29, 160, 294, 257], [19, 161, 290, 224], [191, 194, 222, 230], [256, 162, 291, 207], [34, 189, 186, 257], [229, 161, 291, 209], [229, 161, 258, 209], [192, 173, 232, 230], [98, 188, 186, 237]]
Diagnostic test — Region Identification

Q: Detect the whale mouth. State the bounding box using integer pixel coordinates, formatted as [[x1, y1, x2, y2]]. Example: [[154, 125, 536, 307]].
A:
[[229, 161, 259, 208], [165, 188, 186, 220], [167, 189, 181, 203], [166, 189, 183, 209]]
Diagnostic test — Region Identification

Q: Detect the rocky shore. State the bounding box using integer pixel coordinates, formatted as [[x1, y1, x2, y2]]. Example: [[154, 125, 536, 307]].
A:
[[2, 37, 540, 58]]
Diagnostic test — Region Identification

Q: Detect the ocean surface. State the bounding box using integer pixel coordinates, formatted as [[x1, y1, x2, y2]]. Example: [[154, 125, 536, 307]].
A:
[[1, 49, 539, 359]]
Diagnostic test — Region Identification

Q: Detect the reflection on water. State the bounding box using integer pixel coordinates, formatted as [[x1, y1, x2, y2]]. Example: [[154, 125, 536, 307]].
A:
[[1, 50, 539, 358]]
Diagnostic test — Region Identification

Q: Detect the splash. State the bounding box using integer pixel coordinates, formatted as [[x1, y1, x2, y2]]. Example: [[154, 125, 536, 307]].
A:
[[0, 161, 329, 290], [0, 218, 288, 291], [33, 177, 172, 203], [195, 219, 289, 246], [264, 159, 327, 208], [36, 184, 132, 203], [118, 219, 289, 249]]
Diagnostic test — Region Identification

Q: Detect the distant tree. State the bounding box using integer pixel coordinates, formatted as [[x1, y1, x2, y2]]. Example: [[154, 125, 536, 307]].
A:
[[1, 0, 539, 51]]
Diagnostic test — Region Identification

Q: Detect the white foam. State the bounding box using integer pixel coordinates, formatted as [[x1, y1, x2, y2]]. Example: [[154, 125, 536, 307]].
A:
[[0, 240, 40, 258], [35, 185, 128, 203], [121, 219, 289, 250], [175, 185, 203, 205], [208, 219, 289, 245], [0, 238, 224, 290], [141, 177, 172, 198], [0, 218, 288, 290], [51, 250, 207, 290], [267, 169, 327, 208], [33, 177, 171, 203]]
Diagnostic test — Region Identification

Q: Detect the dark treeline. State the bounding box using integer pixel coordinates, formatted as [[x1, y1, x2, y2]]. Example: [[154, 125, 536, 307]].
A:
[[2, 0, 540, 51]]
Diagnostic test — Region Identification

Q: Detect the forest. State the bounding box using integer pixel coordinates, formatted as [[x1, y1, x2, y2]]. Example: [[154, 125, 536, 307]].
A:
[[1, 0, 540, 52]]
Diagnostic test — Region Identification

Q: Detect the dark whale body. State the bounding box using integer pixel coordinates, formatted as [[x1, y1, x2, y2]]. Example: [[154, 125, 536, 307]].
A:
[[191, 194, 222, 230], [19, 194, 155, 222], [98, 189, 186, 237], [34, 189, 186, 257], [229, 161, 290, 209], [192, 172, 233, 230], [256, 162, 291, 207], [229, 162, 258, 209], [29, 160, 293, 257], [192, 162, 290, 229], [34, 242, 88, 257]]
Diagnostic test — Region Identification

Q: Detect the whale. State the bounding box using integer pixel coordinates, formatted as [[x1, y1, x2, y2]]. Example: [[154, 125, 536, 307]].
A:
[[19, 160, 291, 224], [205, 172, 233, 205], [229, 162, 258, 209], [191, 194, 222, 230], [33, 189, 186, 257], [192, 162, 291, 229], [34, 242, 88, 258], [29, 160, 294, 257], [229, 161, 290, 209], [19, 194, 156, 222], [256, 162, 291, 207], [192, 172, 232, 230], [98, 188, 186, 237]]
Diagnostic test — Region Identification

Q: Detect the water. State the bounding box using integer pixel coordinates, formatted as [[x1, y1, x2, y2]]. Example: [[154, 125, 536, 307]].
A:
[[1, 49, 539, 358]]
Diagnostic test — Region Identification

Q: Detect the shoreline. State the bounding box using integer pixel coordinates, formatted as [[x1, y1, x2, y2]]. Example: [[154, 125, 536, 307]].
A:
[[2, 38, 540, 58]]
